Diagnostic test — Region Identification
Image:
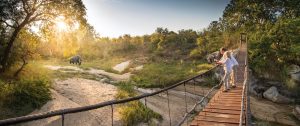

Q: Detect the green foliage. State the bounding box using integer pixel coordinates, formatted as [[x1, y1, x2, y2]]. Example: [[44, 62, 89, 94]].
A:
[[115, 81, 136, 99], [0, 62, 52, 119], [0, 78, 51, 119], [115, 81, 162, 125], [249, 18, 300, 80], [119, 101, 162, 126]]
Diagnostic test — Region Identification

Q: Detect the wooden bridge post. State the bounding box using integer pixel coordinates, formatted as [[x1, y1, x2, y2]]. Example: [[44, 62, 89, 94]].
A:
[[240, 33, 246, 48]]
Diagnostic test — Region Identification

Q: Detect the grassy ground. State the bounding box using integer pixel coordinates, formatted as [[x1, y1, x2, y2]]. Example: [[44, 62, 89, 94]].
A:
[[39, 57, 124, 74], [131, 61, 214, 88]]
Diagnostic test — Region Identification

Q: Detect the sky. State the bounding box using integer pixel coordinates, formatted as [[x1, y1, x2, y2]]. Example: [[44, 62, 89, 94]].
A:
[[82, 0, 230, 38]]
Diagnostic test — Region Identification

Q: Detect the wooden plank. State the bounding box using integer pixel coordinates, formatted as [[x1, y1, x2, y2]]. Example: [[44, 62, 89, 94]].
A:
[[207, 105, 241, 111], [202, 108, 241, 115], [193, 120, 239, 126], [210, 99, 242, 103], [196, 116, 240, 124], [209, 103, 241, 107], [190, 120, 198, 126], [199, 112, 240, 119]]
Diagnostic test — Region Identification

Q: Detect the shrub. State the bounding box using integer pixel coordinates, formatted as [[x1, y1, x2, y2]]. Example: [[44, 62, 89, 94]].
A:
[[119, 101, 162, 126], [9, 79, 51, 107], [0, 63, 52, 119], [115, 81, 162, 125]]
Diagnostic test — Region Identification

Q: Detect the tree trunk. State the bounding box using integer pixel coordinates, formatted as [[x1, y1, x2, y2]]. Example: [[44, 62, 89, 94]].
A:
[[14, 57, 27, 77], [0, 27, 21, 72], [0, 16, 30, 73]]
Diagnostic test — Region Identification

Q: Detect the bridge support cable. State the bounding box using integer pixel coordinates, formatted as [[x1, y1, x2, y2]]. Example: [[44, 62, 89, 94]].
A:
[[144, 97, 149, 125], [166, 90, 172, 126], [61, 114, 64, 126], [184, 83, 188, 113], [111, 105, 114, 126]]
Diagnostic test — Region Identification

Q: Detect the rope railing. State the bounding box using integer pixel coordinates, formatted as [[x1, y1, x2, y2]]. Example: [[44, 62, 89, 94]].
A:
[[239, 34, 251, 126], [0, 64, 220, 126]]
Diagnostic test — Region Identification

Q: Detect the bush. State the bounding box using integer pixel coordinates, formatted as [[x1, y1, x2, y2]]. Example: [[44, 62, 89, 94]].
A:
[[115, 81, 162, 125], [0, 63, 52, 119], [119, 101, 162, 126], [115, 81, 136, 99]]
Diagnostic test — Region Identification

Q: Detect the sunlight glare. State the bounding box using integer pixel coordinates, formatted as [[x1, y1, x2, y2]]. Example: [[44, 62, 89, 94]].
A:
[[56, 21, 68, 31], [55, 16, 68, 32]]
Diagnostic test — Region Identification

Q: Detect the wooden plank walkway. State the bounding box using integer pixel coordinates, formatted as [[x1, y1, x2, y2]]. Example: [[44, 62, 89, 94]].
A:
[[190, 45, 247, 126]]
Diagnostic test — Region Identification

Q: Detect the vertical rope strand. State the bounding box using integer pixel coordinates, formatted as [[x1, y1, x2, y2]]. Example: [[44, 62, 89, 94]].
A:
[[61, 114, 64, 126], [166, 91, 172, 126], [111, 105, 113, 126]]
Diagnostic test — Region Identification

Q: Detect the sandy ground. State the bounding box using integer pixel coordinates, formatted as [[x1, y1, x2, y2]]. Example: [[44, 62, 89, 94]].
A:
[[251, 96, 300, 126], [22, 65, 124, 126], [22, 78, 120, 126]]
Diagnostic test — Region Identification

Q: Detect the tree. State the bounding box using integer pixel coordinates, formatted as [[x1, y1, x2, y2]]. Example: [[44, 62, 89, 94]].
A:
[[0, 0, 86, 72], [12, 29, 40, 77]]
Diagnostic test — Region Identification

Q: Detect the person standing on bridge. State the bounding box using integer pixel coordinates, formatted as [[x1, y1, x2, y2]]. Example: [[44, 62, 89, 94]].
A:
[[217, 51, 233, 92], [229, 50, 238, 88]]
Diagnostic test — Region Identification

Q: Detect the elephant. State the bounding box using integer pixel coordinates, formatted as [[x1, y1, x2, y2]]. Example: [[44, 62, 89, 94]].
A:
[[69, 55, 82, 65]]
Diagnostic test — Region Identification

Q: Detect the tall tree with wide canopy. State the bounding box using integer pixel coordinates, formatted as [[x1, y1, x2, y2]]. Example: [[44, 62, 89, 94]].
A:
[[0, 0, 87, 72]]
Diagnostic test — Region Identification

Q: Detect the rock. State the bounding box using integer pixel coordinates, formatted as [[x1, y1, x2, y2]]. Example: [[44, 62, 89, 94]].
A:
[[249, 74, 259, 96], [100, 78, 109, 83], [113, 60, 131, 73], [109, 80, 116, 84], [266, 81, 282, 87], [288, 65, 300, 82], [293, 105, 300, 120], [263, 86, 294, 103], [134, 65, 143, 71]]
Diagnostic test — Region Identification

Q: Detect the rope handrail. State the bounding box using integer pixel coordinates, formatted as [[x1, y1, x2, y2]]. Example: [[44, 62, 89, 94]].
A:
[[0, 65, 220, 126], [239, 35, 250, 126], [239, 65, 248, 126]]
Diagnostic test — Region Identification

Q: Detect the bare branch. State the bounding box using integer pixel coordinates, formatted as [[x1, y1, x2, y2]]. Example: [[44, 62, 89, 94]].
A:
[[28, 13, 43, 23], [21, 0, 29, 14], [0, 20, 16, 28], [10, 17, 20, 26]]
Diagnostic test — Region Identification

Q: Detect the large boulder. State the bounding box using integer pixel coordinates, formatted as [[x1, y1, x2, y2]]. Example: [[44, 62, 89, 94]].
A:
[[113, 60, 131, 73], [263, 86, 294, 103], [293, 105, 300, 120]]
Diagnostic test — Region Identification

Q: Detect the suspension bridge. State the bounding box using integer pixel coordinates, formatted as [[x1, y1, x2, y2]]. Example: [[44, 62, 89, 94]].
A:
[[0, 33, 250, 126]]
